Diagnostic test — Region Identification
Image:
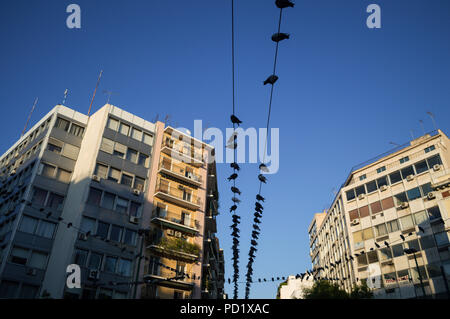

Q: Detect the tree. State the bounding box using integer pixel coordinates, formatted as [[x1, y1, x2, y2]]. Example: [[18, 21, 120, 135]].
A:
[[303, 280, 349, 299], [276, 281, 288, 299], [349, 282, 373, 299]]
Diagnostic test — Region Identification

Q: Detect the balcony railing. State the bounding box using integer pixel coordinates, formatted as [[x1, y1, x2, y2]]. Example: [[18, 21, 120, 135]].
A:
[[159, 160, 202, 186], [154, 180, 201, 210], [148, 235, 201, 260], [145, 267, 195, 285], [162, 140, 204, 166], [151, 209, 199, 234]]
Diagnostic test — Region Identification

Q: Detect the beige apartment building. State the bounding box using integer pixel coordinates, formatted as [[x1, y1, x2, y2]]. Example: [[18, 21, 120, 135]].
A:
[[309, 129, 450, 298]]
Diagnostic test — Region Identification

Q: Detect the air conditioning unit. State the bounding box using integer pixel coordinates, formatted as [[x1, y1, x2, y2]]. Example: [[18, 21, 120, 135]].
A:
[[92, 175, 101, 182], [167, 229, 175, 236], [358, 194, 365, 200], [132, 189, 141, 196], [26, 268, 37, 276], [427, 192, 436, 200], [178, 185, 184, 190], [174, 231, 182, 238], [399, 202, 409, 209], [433, 164, 441, 171], [351, 219, 359, 226], [78, 233, 88, 241], [88, 269, 100, 280], [406, 175, 415, 182], [380, 185, 388, 192], [129, 216, 140, 224]]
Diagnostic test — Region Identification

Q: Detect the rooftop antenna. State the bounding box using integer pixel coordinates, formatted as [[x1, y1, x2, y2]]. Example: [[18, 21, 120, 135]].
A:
[[164, 114, 171, 126], [409, 130, 415, 140], [103, 90, 117, 105], [62, 89, 69, 105], [152, 114, 160, 123], [426, 112, 437, 131], [21, 97, 38, 137], [419, 120, 425, 136], [389, 141, 399, 147], [88, 70, 103, 116]]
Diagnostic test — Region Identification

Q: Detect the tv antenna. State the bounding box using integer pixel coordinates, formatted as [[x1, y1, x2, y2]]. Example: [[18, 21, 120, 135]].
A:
[[62, 89, 69, 105], [419, 120, 425, 135], [152, 114, 160, 123], [426, 112, 437, 131], [21, 97, 38, 137], [103, 90, 118, 104]]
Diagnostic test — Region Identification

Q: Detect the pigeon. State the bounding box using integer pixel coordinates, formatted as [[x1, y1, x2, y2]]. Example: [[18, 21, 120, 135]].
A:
[[232, 214, 241, 221], [259, 163, 269, 173], [252, 233, 259, 240], [254, 217, 261, 224], [230, 115, 242, 126], [251, 240, 258, 246], [275, 0, 295, 9], [375, 242, 380, 248], [263, 75, 279, 86], [258, 174, 267, 183], [231, 186, 241, 195], [271, 32, 290, 42], [230, 162, 240, 171], [418, 226, 425, 233], [254, 212, 262, 219], [227, 173, 238, 181], [253, 224, 260, 231], [400, 234, 405, 241], [232, 197, 241, 204], [230, 205, 237, 212], [256, 194, 265, 202], [255, 202, 264, 209], [384, 241, 390, 248]]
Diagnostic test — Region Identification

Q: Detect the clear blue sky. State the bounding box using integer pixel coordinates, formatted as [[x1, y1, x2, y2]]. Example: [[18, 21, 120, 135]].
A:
[[1, 0, 449, 298]]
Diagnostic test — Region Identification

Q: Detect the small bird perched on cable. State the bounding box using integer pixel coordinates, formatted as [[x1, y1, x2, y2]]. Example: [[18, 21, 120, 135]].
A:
[[256, 194, 265, 202], [258, 174, 267, 184], [255, 202, 264, 209], [255, 207, 263, 214], [254, 212, 262, 219], [253, 224, 260, 231], [230, 162, 240, 171], [230, 205, 237, 212], [259, 163, 269, 173], [230, 114, 242, 126], [227, 173, 238, 181], [263, 75, 279, 85], [271, 32, 290, 42], [232, 197, 241, 204], [276, 0, 295, 9], [231, 186, 241, 195], [254, 217, 261, 224]]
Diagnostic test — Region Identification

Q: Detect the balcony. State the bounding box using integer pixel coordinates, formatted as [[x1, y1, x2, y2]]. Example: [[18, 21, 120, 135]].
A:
[[144, 267, 195, 291], [151, 209, 199, 236], [161, 140, 203, 167], [154, 181, 201, 210], [147, 236, 200, 262], [158, 160, 202, 187]]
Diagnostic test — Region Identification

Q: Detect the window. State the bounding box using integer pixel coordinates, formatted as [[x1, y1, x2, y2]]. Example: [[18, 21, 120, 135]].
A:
[[379, 247, 392, 260], [355, 186, 366, 196], [420, 183, 433, 197], [69, 124, 84, 137], [121, 173, 133, 187], [138, 153, 149, 167], [31, 188, 47, 206], [36, 221, 56, 239], [19, 285, 39, 299], [399, 215, 414, 230], [375, 224, 387, 237], [29, 251, 47, 269], [394, 192, 407, 205], [134, 176, 145, 191], [427, 154, 442, 168], [435, 232, 449, 247], [56, 168, 71, 183], [104, 256, 118, 273], [420, 236, 435, 249], [74, 249, 88, 266], [107, 118, 119, 131], [19, 216, 38, 234], [415, 160, 428, 174], [143, 133, 154, 145], [41, 163, 56, 178], [381, 197, 395, 210], [87, 188, 102, 206], [10, 247, 29, 265], [102, 192, 115, 210], [424, 145, 435, 153], [108, 167, 121, 183], [110, 225, 123, 242], [47, 143, 62, 154], [392, 244, 404, 257], [367, 251, 378, 264], [46, 193, 64, 210], [399, 156, 409, 164], [405, 239, 420, 251], [363, 228, 374, 240], [115, 197, 128, 214], [0, 281, 19, 298], [118, 259, 131, 276], [389, 171, 402, 184], [426, 263, 441, 278], [80, 217, 96, 233], [406, 187, 421, 201], [96, 222, 109, 239], [397, 269, 410, 282], [377, 166, 386, 174], [346, 189, 356, 201], [427, 206, 441, 220], [359, 174, 366, 181], [366, 181, 377, 193], [413, 211, 428, 225], [88, 253, 103, 270], [401, 166, 415, 179], [119, 123, 130, 136], [357, 254, 368, 266], [410, 266, 428, 282], [129, 202, 141, 217], [123, 229, 137, 246], [100, 138, 114, 154], [387, 220, 399, 233], [359, 205, 370, 218], [131, 128, 143, 141], [94, 163, 108, 179], [126, 148, 138, 163], [370, 201, 382, 215], [55, 117, 70, 131]]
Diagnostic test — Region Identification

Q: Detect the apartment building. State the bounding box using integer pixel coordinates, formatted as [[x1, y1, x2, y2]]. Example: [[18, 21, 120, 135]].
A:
[[0, 104, 223, 299], [309, 130, 450, 298]]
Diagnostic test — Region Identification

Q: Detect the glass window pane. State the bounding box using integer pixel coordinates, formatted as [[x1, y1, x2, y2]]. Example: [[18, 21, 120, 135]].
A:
[[389, 171, 402, 184], [119, 123, 130, 136], [47, 143, 62, 154], [427, 206, 441, 220], [435, 232, 449, 246], [31, 187, 47, 206], [36, 221, 56, 239], [401, 166, 415, 179], [56, 168, 71, 183], [88, 253, 103, 270], [19, 216, 38, 234], [29, 251, 47, 269], [420, 236, 435, 249], [80, 217, 96, 233], [131, 128, 142, 141], [74, 249, 88, 266], [399, 215, 414, 230], [427, 155, 442, 168], [366, 181, 377, 193], [115, 197, 128, 214], [413, 211, 428, 225], [118, 259, 131, 276], [121, 173, 133, 187], [357, 254, 368, 266], [355, 186, 366, 196], [407, 187, 421, 201], [104, 256, 117, 273], [406, 239, 420, 251], [379, 247, 392, 260], [375, 224, 387, 237], [138, 153, 149, 167], [387, 220, 399, 233], [143, 133, 154, 145], [102, 192, 115, 210], [46, 193, 64, 210], [96, 222, 109, 239], [394, 192, 407, 205], [415, 160, 428, 174], [126, 148, 138, 163], [107, 118, 119, 131], [377, 176, 388, 187], [346, 189, 355, 201], [123, 229, 136, 246], [19, 285, 39, 299], [133, 177, 145, 191], [420, 183, 433, 196], [87, 188, 102, 206], [110, 225, 123, 242], [392, 244, 404, 257], [367, 251, 378, 263], [129, 202, 141, 217], [10, 247, 29, 265]]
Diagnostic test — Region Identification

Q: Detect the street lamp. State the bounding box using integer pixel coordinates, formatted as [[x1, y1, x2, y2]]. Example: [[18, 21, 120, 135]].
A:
[[404, 248, 426, 298]]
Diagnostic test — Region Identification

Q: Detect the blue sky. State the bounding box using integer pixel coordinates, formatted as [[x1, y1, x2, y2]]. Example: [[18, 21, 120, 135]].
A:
[[1, 0, 450, 298]]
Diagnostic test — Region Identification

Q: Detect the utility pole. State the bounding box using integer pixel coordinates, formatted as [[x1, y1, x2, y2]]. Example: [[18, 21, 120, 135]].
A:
[[404, 248, 426, 298], [88, 70, 103, 116]]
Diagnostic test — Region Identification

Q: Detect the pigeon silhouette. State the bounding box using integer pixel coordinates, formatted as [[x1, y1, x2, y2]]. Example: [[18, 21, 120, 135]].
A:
[[255, 202, 264, 209], [232, 197, 241, 203], [230, 205, 237, 212], [400, 234, 405, 241], [259, 163, 270, 173], [276, 0, 295, 8], [418, 226, 425, 233], [263, 75, 278, 85], [254, 217, 261, 224], [230, 162, 240, 171], [251, 240, 258, 246], [227, 173, 238, 181], [253, 224, 260, 231], [254, 212, 262, 219], [256, 194, 265, 202], [271, 32, 290, 42], [384, 241, 390, 248], [230, 115, 242, 126], [231, 186, 241, 195], [258, 174, 267, 183]]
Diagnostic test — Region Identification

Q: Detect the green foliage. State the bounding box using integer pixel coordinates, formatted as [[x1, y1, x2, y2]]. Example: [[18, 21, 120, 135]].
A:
[[160, 237, 200, 256], [303, 280, 349, 299], [276, 281, 288, 299], [349, 281, 374, 299]]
